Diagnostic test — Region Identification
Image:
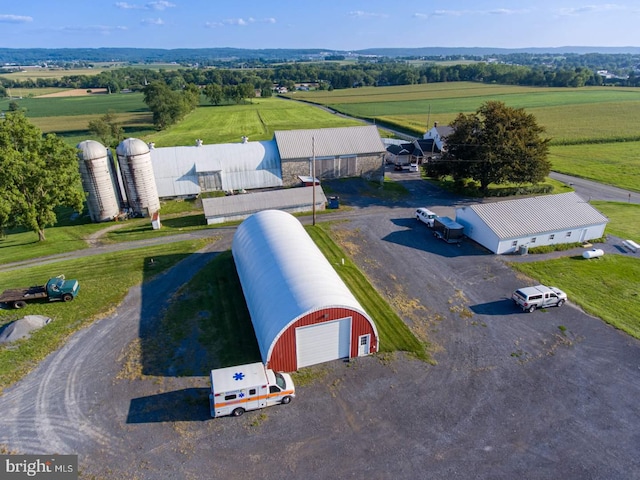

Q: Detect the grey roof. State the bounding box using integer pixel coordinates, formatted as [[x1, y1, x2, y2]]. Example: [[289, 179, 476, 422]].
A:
[[203, 186, 326, 220], [436, 125, 454, 138], [464, 192, 609, 239], [274, 125, 385, 160]]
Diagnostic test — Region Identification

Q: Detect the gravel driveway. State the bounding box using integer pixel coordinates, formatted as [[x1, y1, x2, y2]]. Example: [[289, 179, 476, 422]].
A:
[[1, 171, 639, 479]]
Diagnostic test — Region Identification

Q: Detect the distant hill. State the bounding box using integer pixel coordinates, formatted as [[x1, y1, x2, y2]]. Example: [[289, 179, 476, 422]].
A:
[[355, 46, 640, 56], [1, 46, 640, 64]]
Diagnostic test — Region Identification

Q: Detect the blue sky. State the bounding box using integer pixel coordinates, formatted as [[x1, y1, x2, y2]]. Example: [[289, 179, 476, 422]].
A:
[[1, 1, 638, 50]]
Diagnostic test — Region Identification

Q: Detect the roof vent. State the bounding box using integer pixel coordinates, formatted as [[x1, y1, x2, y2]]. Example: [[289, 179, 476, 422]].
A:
[[195, 139, 203, 147], [241, 136, 248, 144]]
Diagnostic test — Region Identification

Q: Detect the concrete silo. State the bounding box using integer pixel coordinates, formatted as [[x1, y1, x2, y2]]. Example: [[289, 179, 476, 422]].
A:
[[115, 138, 160, 217], [77, 140, 120, 222]]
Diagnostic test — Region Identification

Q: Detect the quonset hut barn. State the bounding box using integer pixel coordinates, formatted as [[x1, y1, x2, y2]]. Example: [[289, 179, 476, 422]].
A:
[[232, 210, 378, 372]]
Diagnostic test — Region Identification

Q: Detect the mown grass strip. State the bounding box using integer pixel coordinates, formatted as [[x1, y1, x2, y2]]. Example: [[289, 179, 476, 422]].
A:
[[511, 255, 640, 339], [0, 238, 212, 393]]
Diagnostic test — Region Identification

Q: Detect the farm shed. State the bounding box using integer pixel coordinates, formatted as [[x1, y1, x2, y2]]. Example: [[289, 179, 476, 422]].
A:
[[455, 192, 609, 254], [232, 210, 379, 371], [202, 186, 326, 225], [274, 125, 386, 187]]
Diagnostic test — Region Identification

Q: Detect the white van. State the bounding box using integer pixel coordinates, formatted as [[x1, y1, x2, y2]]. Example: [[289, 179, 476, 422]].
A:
[[209, 362, 295, 417], [415, 207, 437, 227]]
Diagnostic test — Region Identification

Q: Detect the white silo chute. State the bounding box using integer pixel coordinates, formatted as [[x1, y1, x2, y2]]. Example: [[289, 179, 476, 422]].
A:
[[115, 138, 160, 217], [77, 140, 120, 222]]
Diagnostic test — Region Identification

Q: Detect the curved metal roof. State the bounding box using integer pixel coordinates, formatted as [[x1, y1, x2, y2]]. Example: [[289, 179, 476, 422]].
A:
[[116, 137, 150, 157], [232, 210, 376, 364], [77, 140, 108, 161]]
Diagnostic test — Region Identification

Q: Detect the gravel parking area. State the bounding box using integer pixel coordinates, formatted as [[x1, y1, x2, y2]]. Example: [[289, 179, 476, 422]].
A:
[[1, 172, 639, 479]]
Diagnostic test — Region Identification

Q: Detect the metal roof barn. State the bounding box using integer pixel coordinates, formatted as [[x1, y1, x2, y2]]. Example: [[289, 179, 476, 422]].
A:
[[148, 140, 282, 197], [455, 192, 609, 254], [274, 125, 385, 159], [232, 210, 378, 371]]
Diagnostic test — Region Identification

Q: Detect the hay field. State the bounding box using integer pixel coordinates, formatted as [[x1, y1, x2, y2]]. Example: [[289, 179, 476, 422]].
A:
[[145, 97, 364, 147]]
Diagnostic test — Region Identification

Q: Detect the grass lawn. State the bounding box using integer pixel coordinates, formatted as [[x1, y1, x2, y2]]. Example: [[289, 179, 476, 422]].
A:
[[0, 238, 212, 393], [511, 255, 640, 339], [591, 201, 640, 239]]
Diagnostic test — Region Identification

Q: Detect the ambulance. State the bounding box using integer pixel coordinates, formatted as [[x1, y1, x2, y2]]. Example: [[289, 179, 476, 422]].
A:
[[209, 362, 296, 417]]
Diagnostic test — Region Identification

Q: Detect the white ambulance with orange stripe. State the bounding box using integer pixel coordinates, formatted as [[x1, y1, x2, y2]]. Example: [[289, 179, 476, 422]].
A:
[[209, 362, 296, 417]]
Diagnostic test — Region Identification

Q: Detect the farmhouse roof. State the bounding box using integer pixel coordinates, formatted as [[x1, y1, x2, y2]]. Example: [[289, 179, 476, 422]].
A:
[[463, 192, 608, 239], [274, 125, 385, 160]]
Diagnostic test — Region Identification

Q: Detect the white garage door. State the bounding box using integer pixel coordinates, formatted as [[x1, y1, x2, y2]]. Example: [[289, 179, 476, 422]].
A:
[[296, 318, 351, 368]]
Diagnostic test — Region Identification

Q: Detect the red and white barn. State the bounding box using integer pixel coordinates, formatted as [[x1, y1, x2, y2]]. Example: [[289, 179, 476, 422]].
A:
[[232, 210, 379, 372]]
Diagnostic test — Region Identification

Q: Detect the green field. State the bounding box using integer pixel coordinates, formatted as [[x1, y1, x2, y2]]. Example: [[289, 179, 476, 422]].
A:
[[145, 97, 365, 146]]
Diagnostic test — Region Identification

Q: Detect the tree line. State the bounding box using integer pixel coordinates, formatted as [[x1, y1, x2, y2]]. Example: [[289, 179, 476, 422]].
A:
[[4, 59, 640, 97]]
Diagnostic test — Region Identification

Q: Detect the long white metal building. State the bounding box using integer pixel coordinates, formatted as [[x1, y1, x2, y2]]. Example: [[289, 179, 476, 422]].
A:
[[455, 192, 609, 254]]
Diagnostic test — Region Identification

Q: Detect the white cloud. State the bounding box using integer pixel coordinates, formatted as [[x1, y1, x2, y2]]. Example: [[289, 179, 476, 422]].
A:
[[348, 10, 388, 19], [429, 8, 530, 17], [115, 1, 175, 10], [61, 25, 128, 34], [206, 17, 276, 28], [147, 1, 175, 10], [0, 14, 33, 23], [558, 4, 623, 15], [115, 2, 144, 9], [412, 13, 429, 19], [141, 17, 164, 25]]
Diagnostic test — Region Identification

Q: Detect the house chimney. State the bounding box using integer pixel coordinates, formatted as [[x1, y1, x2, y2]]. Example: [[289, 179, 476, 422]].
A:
[[434, 122, 438, 128]]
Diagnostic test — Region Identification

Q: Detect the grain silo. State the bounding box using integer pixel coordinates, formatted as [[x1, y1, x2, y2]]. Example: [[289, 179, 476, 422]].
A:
[[115, 138, 160, 216], [77, 140, 120, 222]]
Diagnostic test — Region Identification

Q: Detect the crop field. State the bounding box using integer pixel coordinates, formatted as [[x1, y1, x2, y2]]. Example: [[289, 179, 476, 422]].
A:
[[146, 97, 364, 147], [0, 67, 110, 80], [288, 83, 640, 142], [0, 92, 147, 117]]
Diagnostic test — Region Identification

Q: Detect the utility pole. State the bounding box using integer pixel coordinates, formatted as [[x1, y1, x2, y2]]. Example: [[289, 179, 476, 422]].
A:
[[312, 136, 316, 226]]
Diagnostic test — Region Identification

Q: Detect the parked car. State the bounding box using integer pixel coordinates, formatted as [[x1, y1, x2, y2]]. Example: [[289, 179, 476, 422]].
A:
[[415, 208, 437, 227], [511, 285, 567, 313]]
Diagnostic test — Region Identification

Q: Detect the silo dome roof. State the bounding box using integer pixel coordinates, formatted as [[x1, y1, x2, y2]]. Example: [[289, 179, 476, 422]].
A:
[[116, 137, 150, 157], [77, 140, 108, 160]]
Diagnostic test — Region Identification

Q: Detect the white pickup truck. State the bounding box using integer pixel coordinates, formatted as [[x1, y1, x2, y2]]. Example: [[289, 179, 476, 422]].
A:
[[512, 285, 567, 313], [415, 208, 437, 227]]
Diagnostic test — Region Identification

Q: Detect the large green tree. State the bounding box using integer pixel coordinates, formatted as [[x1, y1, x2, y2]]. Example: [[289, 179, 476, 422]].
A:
[[143, 81, 199, 130], [0, 112, 84, 241], [439, 101, 551, 196]]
